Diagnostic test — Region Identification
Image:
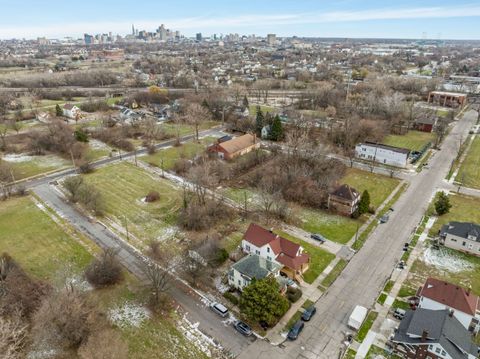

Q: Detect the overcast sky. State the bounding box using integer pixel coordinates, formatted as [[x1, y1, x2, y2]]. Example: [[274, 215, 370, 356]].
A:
[[1, 0, 480, 40]]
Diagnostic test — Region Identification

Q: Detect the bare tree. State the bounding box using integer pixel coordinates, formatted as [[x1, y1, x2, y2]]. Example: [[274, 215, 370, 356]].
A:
[[184, 102, 210, 141], [0, 312, 28, 359], [84, 248, 123, 288]]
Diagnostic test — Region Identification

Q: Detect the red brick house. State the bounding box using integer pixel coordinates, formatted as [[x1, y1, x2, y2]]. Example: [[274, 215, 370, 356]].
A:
[[208, 134, 260, 160]]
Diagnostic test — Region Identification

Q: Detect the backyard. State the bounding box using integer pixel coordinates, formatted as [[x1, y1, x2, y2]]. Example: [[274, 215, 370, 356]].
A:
[[456, 136, 480, 189], [81, 162, 182, 244], [384, 130, 435, 151]]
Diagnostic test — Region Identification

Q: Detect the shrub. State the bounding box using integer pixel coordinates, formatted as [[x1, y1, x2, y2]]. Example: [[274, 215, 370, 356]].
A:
[[84, 249, 123, 288], [74, 129, 89, 143], [435, 191, 451, 215], [223, 292, 239, 305], [286, 287, 302, 303], [145, 191, 160, 203]]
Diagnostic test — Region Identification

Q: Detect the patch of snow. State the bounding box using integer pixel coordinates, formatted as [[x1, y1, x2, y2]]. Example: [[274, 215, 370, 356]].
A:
[[214, 277, 229, 294], [65, 275, 93, 291], [156, 226, 179, 241], [89, 139, 110, 150], [108, 302, 150, 329], [3, 153, 35, 162], [178, 315, 224, 357], [27, 349, 58, 359], [422, 247, 475, 273]]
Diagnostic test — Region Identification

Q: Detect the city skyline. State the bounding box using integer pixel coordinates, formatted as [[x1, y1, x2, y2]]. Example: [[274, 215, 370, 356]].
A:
[[1, 0, 480, 40]]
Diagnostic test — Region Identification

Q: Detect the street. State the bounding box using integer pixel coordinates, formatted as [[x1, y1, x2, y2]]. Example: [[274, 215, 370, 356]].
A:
[[237, 110, 478, 359]]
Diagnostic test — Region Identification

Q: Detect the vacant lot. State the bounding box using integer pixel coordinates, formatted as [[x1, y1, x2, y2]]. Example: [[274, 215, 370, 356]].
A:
[[0, 195, 92, 279], [456, 136, 480, 189], [275, 230, 335, 284], [82, 162, 181, 243], [3, 153, 71, 180], [342, 168, 400, 208], [161, 121, 219, 137], [384, 130, 434, 151], [141, 137, 216, 170], [430, 193, 480, 235]]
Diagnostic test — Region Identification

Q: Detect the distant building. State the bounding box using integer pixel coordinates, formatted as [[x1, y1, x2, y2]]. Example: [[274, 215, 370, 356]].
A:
[[439, 221, 480, 257], [228, 254, 282, 291], [62, 104, 80, 119], [207, 134, 260, 160], [196, 33, 202, 42], [392, 308, 478, 359], [267, 34, 276, 46], [328, 184, 360, 216], [84, 33, 94, 45], [428, 91, 467, 108], [417, 277, 480, 333], [355, 142, 410, 168], [414, 117, 438, 133]]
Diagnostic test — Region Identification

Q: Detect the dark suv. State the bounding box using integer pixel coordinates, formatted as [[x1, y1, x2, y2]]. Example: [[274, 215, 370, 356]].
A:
[[287, 321, 304, 340], [234, 321, 252, 336], [310, 233, 326, 243], [301, 306, 317, 321]]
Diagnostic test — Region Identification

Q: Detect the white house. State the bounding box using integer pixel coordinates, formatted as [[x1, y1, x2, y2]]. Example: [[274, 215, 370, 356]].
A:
[[62, 104, 80, 119], [439, 221, 480, 257], [228, 254, 282, 291], [355, 141, 410, 168], [417, 278, 480, 333], [241, 223, 309, 280]]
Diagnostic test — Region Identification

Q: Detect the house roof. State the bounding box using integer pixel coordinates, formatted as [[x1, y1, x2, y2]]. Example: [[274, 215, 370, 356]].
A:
[[415, 117, 437, 125], [218, 134, 257, 154], [360, 141, 410, 155], [63, 104, 76, 110], [418, 278, 479, 316], [231, 254, 282, 280], [393, 309, 478, 359], [330, 184, 359, 201], [440, 222, 480, 243], [243, 223, 309, 270]]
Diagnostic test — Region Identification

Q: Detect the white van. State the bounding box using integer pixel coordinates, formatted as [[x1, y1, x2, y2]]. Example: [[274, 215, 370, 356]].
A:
[[210, 302, 229, 318]]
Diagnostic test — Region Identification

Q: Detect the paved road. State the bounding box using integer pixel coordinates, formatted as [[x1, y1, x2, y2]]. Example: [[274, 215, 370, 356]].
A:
[[32, 183, 253, 356], [238, 110, 478, 359]]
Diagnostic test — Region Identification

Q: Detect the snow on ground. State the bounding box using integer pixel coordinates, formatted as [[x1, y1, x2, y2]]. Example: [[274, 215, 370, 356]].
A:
[[422, 247, 474, 273], [178, 315, 224, 357], [65, 274, 93, 292], [214, 277, 229, 294], [108, 302, 150, 329], [27, 349, 58, 359], [3, 153, 67, 167], [156, 226, 179, 241], [3, 153, 36, 162], [88, 139, 110, 150]]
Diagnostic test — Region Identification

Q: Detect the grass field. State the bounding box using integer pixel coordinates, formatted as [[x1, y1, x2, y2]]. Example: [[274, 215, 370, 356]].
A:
[[384, 130, 434, 151], [342, 168, 400, 208], [356, 311, 378, 343], [3, 153, 71, 180], [249, 104, 275, 115], [141, 137, 216, 170], [161, 121, 219, 137], [0, 196, 92, 280], [430, 194, 480, 235], [456, 136, 480, 189], [82, 162, 181, 243], [275, 231, 335, 284], [0, 196, 209, 359]]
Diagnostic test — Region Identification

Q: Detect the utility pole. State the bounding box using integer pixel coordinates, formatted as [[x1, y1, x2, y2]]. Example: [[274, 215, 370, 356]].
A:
[[134, 149, 138, 166], [161, 158, 165, 177], [70, 149, 77, 173], [124, 215, 130, 241], [243, 190, 248, 220]]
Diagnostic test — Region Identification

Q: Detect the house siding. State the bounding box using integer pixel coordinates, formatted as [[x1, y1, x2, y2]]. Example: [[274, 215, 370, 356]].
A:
[[355, 143, 409, 168], [441, 233, 480, 257]]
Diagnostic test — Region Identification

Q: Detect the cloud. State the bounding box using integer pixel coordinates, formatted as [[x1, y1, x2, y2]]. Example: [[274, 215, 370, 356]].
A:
[[1, 4, 480, 39]]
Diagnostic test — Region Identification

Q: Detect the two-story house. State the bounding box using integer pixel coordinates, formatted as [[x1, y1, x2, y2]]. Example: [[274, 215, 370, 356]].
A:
[[355, 142, 410, 168], [439, 222, 480, 257], [392, 308, 478, 359], [417, 278, 480, 333], [328, 184, 360, 216], [241, 223, 310, 281], [228, 254, 282, 291]]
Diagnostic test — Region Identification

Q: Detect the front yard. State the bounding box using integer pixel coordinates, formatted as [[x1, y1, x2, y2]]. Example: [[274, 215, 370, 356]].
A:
[[456, 136, 480, 189], [384, 130, 434, 151]]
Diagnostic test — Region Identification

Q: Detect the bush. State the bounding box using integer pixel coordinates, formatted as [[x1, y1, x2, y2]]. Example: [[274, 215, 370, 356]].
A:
[[145, 191, 160, 203], [223, 292, 239, 305], [435, 191, 451, 215], [74, 129, 89, 143], [84, 249, 123, 288], [286, 287, 302, 303], [214, 248, 229, 266]]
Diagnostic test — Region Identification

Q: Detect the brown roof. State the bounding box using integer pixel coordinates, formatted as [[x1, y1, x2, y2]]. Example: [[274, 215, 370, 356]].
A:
[[63, 104, 75, 110], [419, 278, 479, 316], [243, 223, 309, 270], [219, 134, 257, 154], [331, 184, 359, 201]]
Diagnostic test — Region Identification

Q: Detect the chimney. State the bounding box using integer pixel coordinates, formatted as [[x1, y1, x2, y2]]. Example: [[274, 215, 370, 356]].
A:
[[421, 330, 428, 342]]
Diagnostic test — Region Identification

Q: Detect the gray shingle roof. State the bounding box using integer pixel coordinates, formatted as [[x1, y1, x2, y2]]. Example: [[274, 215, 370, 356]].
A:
[[231, 254, 282, 281], [440, 222, 480, 242], [393, 309, 478, 359]]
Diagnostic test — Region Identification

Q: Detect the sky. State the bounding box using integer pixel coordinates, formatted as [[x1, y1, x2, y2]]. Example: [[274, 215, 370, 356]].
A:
[[1, 0, 480, 40]]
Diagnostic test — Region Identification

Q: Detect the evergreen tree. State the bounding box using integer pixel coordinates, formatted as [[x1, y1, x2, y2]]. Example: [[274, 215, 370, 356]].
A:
[[358, 190, 371, 215], [201, 99, 209, 109], [435, 192, 452, 215], [56, 104, 63, 117], [255, 106, 264, 135], [240, 277, 290, 326], [242, 95, 249, 108], [269, 115, 284, 141]]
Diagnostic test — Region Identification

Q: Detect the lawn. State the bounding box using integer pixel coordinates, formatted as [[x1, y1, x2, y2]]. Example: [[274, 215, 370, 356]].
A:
[[141, 137, 216, 170], [298, 207, 361, 245], [275, 231, 335, 284], [430, 194, 480, 235], [341, 168, 400, 208], [356, 311, 378, 343], [384, 130, 435, 151], [82, 162, 181, 244], [0, 195, 92, 280], [3, 153, 71, 180], [249, 104, 274, 115], [456, 136, 480, 189], [321, 259, 347, 288], [161, 121, 219, 137]]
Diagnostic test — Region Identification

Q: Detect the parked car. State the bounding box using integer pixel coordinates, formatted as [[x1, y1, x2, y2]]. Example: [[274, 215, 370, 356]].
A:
[[393, 308, 406, 320], [380, 214, 390, 223], [301, 306, 317, 321], [210, 302, 229, 318], [310, 233, 326, 243], [287, 321, 304, 340], [234, 321, 252, 336]]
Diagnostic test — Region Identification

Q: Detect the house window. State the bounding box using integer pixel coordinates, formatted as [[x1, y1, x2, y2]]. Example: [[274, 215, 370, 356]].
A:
[[255, 250, 260, 255], [267, 247, 270, 253], [451, 238, 457, 242], [267, 256, 272, 261], [245, 245, 250, 252], [441, 350, 446, 356], [435, 347, 441, 354], [462, 241, 466, 246]]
